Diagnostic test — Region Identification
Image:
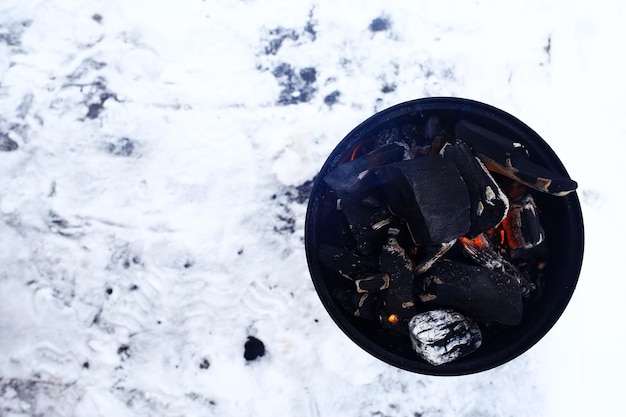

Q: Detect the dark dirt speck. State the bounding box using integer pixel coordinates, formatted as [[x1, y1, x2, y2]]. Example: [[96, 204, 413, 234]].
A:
[[199, 358, 210, 369], [272, 63, 318, 105], [244, 336, 265, 361], [369, 16, 391, 32], [324, 90, 341, 106], [117, 344, 130, 359], [299, 67, 317, 83], [381, 83, 396, 94], [107, 137, 135, 156], [264, 27, 298, 55], [0, 133, 18, 152]]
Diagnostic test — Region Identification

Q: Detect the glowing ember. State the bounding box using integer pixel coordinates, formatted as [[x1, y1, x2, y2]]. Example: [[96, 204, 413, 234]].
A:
[[387, 314, 399, 324]]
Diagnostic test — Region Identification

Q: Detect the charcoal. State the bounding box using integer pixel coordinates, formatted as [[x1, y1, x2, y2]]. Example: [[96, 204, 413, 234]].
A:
[[455, 120, 577, 196], [423, 115, 454, 155], [376, 154, 471, 245], [323, 142, 405, 193], [355, 273, 390, 293], [459, 236, 536, 296], [361, 195, 383, 208], [442, 141, 509, 237], [378, 228, 417, 320], [333, 167, 390, 201], [414, 239, 456, 275], [425, 114, 443, 141], [338, 185, 394, 254], [244, 336, 265, 361], [402, 115, 444, 156], [501, 191, 545, 259], [417, 260, 523, 325], [459, 235, 505, 270], [318, 244, 376, 278], [335, 289, 379, 321], [408, 308, 482, 365], [354, 293, 378, 319]]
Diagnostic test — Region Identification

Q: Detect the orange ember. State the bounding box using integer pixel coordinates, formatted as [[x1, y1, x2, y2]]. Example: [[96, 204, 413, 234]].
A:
[[350, 142, 365, 161], [459, 235, 489, 248], [387, 314, 399, 324]]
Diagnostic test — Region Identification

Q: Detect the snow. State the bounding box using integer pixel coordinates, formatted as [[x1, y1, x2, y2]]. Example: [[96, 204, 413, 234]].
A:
[[0, 0, 624, 416]]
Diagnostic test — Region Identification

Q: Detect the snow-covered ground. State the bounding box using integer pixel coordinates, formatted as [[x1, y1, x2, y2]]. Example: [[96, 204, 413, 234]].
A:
[[0, 0, 624, 416]]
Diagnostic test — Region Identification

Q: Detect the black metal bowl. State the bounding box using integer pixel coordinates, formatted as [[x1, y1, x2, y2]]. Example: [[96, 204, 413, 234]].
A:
[[305, 97, 584, 375]]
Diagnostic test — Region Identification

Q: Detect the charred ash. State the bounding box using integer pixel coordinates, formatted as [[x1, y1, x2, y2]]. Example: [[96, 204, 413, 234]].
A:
[[318, 116, 576, 366]]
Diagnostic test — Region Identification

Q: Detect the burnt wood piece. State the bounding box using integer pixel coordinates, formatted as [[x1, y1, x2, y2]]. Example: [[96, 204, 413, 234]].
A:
[[408, 308, 482, 366], [318, 244, 376, 278], [425, 114, 443, 141], [323, 142, 405, 193], [378, 228, 418, 321], [414, 239, 456, 275], [459, 236, 536, 297], [417, 260, 523, 326], [424, 115, 457, 155], [501, 191, 547, 262], [442, 141, 509, 237], [334, 289, 379, 321], [502, 192, 544, 249], [376, 154, 471, 245], [355, 273, 390, 293], [455, 120, 577, 196], [338, 182, 394, 254]]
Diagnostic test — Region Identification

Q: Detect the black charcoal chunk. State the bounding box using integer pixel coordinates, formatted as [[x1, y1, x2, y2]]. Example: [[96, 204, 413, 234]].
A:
[[425, 115, 443, 141], [501, 192, 546, 259], [323, 143, 405, 193], [418, 260, 523, 325], [244, 336, 265, 361], [355, 273, 390, 293], [335, 289, 379, 321], [422, 115, 452, 155], [455, 120, 577, 196], [408, 308, 482, 365], [338, 180, 393, 254], [318, 244, 376, 277], [442, 141, 509, 237], [459, 235, 515, 274], [377, 154, 471, 245], [459, 235, 536, 296], [361, 195, 383, 208], [378, 228, 417, 320]]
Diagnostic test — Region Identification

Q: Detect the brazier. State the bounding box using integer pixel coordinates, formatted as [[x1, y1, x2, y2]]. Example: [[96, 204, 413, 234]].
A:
[[305, 97, 584, 375]]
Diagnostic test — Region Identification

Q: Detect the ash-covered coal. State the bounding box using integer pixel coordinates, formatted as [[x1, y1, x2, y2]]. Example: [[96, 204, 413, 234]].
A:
[[317, 115, 575, 365], [409, 308, 482, 366]]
